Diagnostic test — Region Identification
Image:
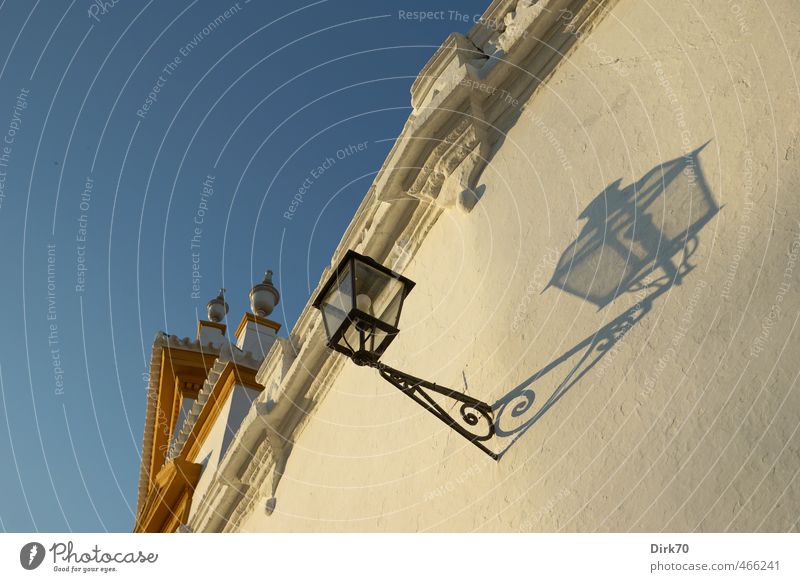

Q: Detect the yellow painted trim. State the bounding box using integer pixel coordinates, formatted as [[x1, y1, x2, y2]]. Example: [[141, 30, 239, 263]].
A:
[[149, 351, 175, 488], [180, 362, 261, 463], [134, 458, 202, 533], [143, 347, 217, 509], [235, 311, 281, 339], [197, 320, 227, 338]]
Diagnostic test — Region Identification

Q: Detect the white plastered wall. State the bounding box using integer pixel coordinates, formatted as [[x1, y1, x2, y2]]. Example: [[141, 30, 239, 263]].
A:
[[189, 384, 261, 522]]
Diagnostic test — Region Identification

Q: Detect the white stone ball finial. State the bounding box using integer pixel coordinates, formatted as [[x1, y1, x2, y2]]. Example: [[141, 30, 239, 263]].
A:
[[249, 271, 280, 317], [207, 288, 229, 323]]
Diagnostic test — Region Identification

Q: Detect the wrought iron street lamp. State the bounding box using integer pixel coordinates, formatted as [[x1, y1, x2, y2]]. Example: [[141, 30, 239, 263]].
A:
[[312, 250, 496, 459]]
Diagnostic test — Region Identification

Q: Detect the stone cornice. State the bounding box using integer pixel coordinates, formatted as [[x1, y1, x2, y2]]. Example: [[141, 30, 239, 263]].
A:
[[467, 0, 519, 51]]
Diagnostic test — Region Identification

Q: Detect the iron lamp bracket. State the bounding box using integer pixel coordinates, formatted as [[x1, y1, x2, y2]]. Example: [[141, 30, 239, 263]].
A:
[[363, 359, 498, 460]]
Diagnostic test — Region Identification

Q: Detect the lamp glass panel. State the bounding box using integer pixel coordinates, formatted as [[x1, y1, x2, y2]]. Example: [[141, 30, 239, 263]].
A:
[[367, 325, 394, 356], [320, 263, 353, 341], [353, 261, 406, 328]]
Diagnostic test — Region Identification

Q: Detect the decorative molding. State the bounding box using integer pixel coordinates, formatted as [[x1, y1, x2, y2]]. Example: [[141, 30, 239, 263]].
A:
[[234, 311, 281, 340], [134, 458, 202, 533], [197, 320, 226, 337], [167, 350, 261, 462], [411, 33, 486, 112], [377, 32, 492, 214], [136, 333, 222, 518]]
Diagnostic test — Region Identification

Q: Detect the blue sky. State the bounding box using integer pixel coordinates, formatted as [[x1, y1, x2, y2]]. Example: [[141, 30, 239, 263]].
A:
[[0, 0, 490, 532]]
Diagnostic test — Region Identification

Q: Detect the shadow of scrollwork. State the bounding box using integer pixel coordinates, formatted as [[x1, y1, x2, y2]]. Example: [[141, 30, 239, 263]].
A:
[[491, 145, 719, 459]]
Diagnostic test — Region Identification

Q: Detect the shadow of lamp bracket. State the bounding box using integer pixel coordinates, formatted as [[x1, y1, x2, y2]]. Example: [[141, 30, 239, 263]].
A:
[[312, 249, 497, 460]]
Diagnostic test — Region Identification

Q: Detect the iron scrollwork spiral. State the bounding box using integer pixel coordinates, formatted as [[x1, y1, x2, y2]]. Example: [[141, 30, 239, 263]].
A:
[[372, 362, 497, 458], [458, 402, 494, 441]]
